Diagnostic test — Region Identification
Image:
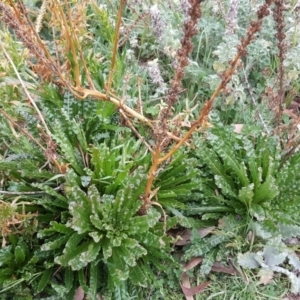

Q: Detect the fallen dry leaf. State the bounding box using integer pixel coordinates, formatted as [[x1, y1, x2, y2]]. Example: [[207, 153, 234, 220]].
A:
[[175, 227, 215, 246], [184, 257, 203, 272], [181, 257, 210, 300], [181, 273, 210, 300], [180, 258, 239, 299], [211, 262, 238, 275], [258, 269, 273, 285]]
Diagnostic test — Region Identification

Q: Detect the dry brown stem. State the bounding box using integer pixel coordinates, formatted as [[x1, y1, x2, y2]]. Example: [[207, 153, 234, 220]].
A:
[[106, 0, 124, 94], [273, 0, 287, 122], [142, 0, 274, 209]]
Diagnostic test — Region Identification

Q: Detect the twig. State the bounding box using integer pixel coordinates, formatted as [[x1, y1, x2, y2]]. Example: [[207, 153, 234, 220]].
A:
[[119, 108, 154, 154], [0, 185, 63, 195], [0, 39, 52, 137], [0, 108, 46, 151], [142, 0, 275, 206], [106, 0, 124, 93]]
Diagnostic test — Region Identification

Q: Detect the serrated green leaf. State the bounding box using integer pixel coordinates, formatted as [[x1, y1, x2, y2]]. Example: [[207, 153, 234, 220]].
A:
[[38, 221, 73, 237], [64, 267, 74, 293], [14, 245, 26, 265], [198, 146, 228, 180], [238, 184, 254, 206], [41, 234, 73, 251], [88, 262, 99, 299], [263, 245, 287, 268], [208, 133, 249, 186], [52, 123, 83, 175], [249, 204, 265, 221], [79, 242, 101, 265], [102, 237, 113, 259], [129, 264, 148, 285], [36, 268, 53, 293], [31, 183, 68, 205], [157, 190, 177, 199], [278, 224, 300, 239], [0, 246, 13, 267], [54, 233, 87, 267], [0, 267, 13, 283], [215, 175, 237, 199], [238, 252, 261, 269], [78, 268, 89, 293], [200, 249, 217, 274], [253, 176, 279, 203]]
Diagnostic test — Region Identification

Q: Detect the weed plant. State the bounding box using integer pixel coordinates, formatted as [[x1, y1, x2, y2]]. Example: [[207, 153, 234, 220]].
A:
[[1, 0, 300, 299]]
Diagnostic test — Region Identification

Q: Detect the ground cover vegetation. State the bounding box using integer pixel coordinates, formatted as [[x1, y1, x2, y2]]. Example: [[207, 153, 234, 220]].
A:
[[1, 0, 300, 299]]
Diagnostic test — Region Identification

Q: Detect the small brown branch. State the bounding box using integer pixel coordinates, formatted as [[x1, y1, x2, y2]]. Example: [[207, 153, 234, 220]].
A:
[[273, 0, 286, 122], [16, 0, 54, 62], [119, 108, 154, 154], [142, 145, 161, 208], [0, 185, 63, 195], [107, 0, 124, 93], [0, 40, 52, 137], [0, 109, 46, 151], [57, 0, 80, 87], [142, 0, 274, 205]]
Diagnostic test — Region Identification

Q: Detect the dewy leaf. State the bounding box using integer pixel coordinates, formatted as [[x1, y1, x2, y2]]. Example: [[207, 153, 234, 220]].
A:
[[238, 183, 254, 206], [200, 249, 217, 275], [81, 176, 91, 187], [128, 208, 160, 234], [68, 243, 94, 270], [89, 232, 103, 243], [250, 222, 272, 239]]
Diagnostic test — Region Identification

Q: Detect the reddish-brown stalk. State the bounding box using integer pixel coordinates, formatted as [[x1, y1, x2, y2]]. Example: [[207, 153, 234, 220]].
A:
[[141, 0, 274, 211], [273, 0, 286, 122]]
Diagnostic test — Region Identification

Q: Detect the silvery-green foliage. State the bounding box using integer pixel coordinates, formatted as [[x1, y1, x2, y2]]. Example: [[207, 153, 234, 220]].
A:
[[185, 115, 300, 277], [238, 235, 300, 294], [190, 117, 281, 218], [183, 215, 244, 270], [45, 167, 173, 289]]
